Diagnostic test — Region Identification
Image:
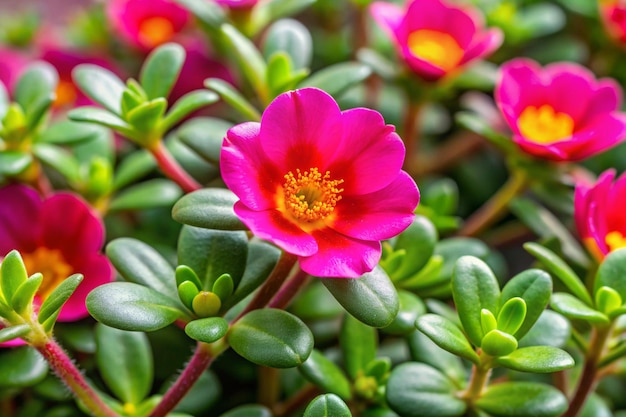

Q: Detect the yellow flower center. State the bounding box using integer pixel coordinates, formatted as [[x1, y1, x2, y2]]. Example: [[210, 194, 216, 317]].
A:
[[518, 105, 575, 144], [407, 29, 464, 72], [21, 247, 73, 300], [138, 16, 175, 48], [54, 79, 78, 108], [282, 168, 344, 226], [606, 231, 626, 252]]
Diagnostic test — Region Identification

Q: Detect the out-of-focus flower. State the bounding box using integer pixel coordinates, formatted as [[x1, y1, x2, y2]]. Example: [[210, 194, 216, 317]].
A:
[[599, 0, 626, 44], [221, 88, 419, 278], [0, 185, 114, 322], [106, 0, 191, 51], [494, 58, 626, 161], [574, 169, 626, 260], [370, 0, 502, 81], [215, 0, 258, 9], [0, 46, 31, 92]]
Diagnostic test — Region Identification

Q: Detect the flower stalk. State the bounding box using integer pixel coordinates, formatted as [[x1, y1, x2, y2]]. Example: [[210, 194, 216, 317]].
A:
[[148, 140, 202, 193]]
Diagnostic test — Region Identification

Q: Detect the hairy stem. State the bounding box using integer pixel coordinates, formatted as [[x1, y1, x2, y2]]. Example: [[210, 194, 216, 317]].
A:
[[149, 140, 202, 193]]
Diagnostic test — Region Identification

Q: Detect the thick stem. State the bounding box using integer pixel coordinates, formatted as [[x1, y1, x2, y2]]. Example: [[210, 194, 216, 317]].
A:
[[457, 170, 528, 237], [35, 339, 119, 417], [268, 267, 310, 310], [148, 341, 218, 417], [461, 362, 492, 403], [561, 325, 613, 417], [149, 141, 202, 193]]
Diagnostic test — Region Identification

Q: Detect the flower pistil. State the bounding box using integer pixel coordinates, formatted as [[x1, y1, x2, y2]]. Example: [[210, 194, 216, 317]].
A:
[[138, 16, 175, 48], [407, 29, 463, 71], [517, 104, 574, 144]]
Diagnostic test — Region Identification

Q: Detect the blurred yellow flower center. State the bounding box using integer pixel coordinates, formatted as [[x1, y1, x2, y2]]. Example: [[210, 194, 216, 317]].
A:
[[518, 105, 574, 143], [283, 168, 344, 224], [22, 247, 73, 299], [54, 79, 78, 108], [138, 16, 175, 48], [407, 29, 464, 71], [606, 231, 626, 252]]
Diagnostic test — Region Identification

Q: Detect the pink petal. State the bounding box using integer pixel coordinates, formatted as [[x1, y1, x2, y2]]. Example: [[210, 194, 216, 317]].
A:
[[258, 88, 344, 173], [542, 63, 596, 122], [401, 50, 448, 80], [566, 114, 626, 160], [233, 202, 318, 257], [461, 27, 504, 64], [370, 1, 404, 41], [606, 171, 626, 233], [329, 171, 419, 240], [495, 58, 545, 128], [328, 108, 405, 195], [221, 122, 283, 211], [579, 79, 621, 125], [0, 185, 42, 255], [299, 228, 381, 278]]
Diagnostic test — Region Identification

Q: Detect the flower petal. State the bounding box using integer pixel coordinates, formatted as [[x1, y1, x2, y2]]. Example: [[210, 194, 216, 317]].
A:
[[370, 1, 404, 41], [234, 202, 318, 257], [300, 228, 381, 278], [330, 171, 419, 240], [461, 27, 504, 64], [0, 185, 42, 255]]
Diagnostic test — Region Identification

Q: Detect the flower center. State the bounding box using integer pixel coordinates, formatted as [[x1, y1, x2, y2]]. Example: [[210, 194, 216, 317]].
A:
[[518, 105, 574, 144], [54, 79, 78, 108], [138, 16, 175, 48], [407, 29, 464, 71], [21, 247, 73, 300], [606, 231, 626, 253], [283, 168, 344, 224]]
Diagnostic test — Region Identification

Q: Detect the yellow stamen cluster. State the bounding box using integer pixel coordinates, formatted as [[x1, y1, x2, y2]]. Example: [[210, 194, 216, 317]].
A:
[[138, 16, 175, 48], [22, 247, 73, 300], [283, 168, 344, 223], [606, 231, 626, 252], [518, 105, 575, 144], [407, 29, 464, 72]]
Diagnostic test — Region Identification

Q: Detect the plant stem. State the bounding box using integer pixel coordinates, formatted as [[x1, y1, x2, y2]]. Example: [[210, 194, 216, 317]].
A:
[[401, 100, 423, 172], [268, 266, 310, 310], [461, 362, 492, 403], [149, 140, 202, 193], [457, 170, 528, 237], [148, 341, 220, 417], [273, 384, 321, 417], [561, 324, 613, 417], [35, 338, 119, 417]]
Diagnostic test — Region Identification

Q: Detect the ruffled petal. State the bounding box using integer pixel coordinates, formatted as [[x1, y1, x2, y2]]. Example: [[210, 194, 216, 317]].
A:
[[0, 185, 42, 255], [234, 202, 318, 257], [370, 1, 405, 42], [328, 108, 405, 195], [329, 171, 419, 240], [543, 63, 596, 122], [607, 171, 626, 233], [495, 59, 545, 127], [221, 122, 283, 211], [258, 88, 344, 173], [461, 27, 503, 64], [580, 79, 621, 125], [566, 113, 626, 160], [299, 228, 381, 278]]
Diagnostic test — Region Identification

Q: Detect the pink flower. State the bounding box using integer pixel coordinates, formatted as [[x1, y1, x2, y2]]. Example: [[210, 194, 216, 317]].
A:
[[0, 47, 31, 93], [106, 0, 191, 51], [600, 1, 626, 44], [370, 0, 502, 81], [494, 58, 626, 161], [0, 185, 114, 322], [221, 88, 419, 278], [574, 169, 626, 260]]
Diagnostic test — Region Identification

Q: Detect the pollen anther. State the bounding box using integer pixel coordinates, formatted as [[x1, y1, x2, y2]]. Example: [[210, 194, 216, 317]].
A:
[[283, 168, 344, 223]]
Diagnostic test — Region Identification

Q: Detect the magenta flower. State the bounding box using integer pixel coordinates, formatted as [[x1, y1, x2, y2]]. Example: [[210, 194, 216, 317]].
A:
[[221, 88, 419, 278], [370, 0, 502, 81], [574, 169, 626, 261], [0, 47, 30, 92], [0, 185, 114, 322], [600, 1, 626, 44], [106, 0, 191, 50], [494, 58, 626, 161]]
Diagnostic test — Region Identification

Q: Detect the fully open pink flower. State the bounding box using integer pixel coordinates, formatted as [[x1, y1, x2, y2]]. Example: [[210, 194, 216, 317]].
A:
[[495, 58, 626, 161], [574, 169, 626, 260], [0, 185, 114, 322], [106, 0, 191, 51], [221, 88, 419, 278], [600, 1, 626, 44], [370, 0, 502, 81]]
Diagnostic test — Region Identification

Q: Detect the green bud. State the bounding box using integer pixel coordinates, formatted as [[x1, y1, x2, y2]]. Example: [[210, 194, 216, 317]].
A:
[[178, 280, 200, 311], [175, 265, 202, 290], [595, 286, 622, 316], [85, 157, 113, 199], [497, 297, 527, 336], [354, 374, 378, 400], [212, 273, 234, 302], [192, 291, 221, 318], [1, 103, 28, 144], [481, 329, 518, 357], [480, 308, 497, 334]]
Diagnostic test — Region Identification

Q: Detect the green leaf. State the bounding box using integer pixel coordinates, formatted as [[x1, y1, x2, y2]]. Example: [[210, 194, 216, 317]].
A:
[[95, 324, 153, 404], [112, 149, 155, 190], [495, 346, 574, 373], [218, 405, 272, 417], [32, 143, 81, 184], [250, 0, 316, 35], [389, 215, 438, 281], [415, 314, 479, 364], [14, 61, 57, 127], [108, 179, 182, 211], [37, 120, 103, 145], [228, 308, 313, 368], [455, 111, 516, 153], [0, 347, 48, 388], [551, 292, 609, 324], [263, 19, 312, 70], [68, 106, 137, 139], [172, 188, 246, 230], [87, 282, 186, 331], [1, 250, 28, 303], [524, 242, 592, 306], [386, 363, 467, 417], [481, 309, 497, 334], [299, 62, 372, 97], [299, 349, 352, 400], [0, 151, 32, 176], [322, 266, 399, 328], [0, 324, 30, 343], [185, 317, 229, 343], [161, 90, 219, 132], [204, 79, 261, 121], [173, 0, 226, 29], [518, 310, 571, 348], [407, 331, 467, 385], [595, 286, 623, 316], [303, 394, 351, 417], [481, 329, 518, 357], [126, 98, 167, 132], [476, 382, 568, 417], [72, 64, 125, 114], [140, 43, 185, 100], [451, 256, 500, 347], [176, 266, 203, 291], [212, 274, 234, 302], [595, 248, 626, 303], [383, 290, 426, 335], [37, 274, 83, 326], [106, 238, 180, 301], [497, 297, 527, 336], [10, 273, 42, 314], [175, 116, 232, 165], [340, 313, 377, 380], [178, 280, 199, 310]]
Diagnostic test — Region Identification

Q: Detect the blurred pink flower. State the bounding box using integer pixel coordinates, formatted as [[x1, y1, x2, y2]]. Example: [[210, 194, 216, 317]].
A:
[[106, 0, 191, 51], [574, 169, 626, 260], [370, 0, 502, 81], [600, 0, 626, 44], [221, 88, 419, 278], [495, 58, 626, 161], [0, 185, 114, 322], [0, 47, 31, 93]]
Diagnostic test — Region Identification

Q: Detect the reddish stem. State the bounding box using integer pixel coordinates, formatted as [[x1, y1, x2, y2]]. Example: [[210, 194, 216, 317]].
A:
[[268, 267, 310, 310], [149, 141, 202, 193]]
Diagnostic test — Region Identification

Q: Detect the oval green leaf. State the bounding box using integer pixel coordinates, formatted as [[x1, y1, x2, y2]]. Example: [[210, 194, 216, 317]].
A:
[[72, 64, 125, 114], [390, 215, 438, 282], [550, 292, 609, 325], [172, 188, 246, 231], [595, 248, 626, 303], [0, 347, 48, 388], [303, 394, 351, 417], [37, 274, 83, 326], [299, 62, 371, 97], [415, 314, 479, 364], [299, 349, 352, 400], [476, 382, 568, 417], [1, 250, 28, 303], [108, 178, 183, 211], [161, 90, 219, 132], [495, 346, 574, 373], [185, 317, 229, 343], [140, 42, 185, 100], [340, 313, 377, 380]]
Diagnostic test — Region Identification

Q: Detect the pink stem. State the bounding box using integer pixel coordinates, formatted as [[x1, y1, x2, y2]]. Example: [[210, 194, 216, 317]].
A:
[[149, 141, 203, 193]]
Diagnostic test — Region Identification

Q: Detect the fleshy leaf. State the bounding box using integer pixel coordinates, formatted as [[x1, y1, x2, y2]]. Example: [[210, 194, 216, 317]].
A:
[[481, 329, 518, 357], [0, 347, 48, 388], [389, 215, 438, 282], [383, 290, 426, 335], [68, 106, 137, 139], [108, 179, 183, 211], [551, 292, 609, 324], [185, 317, 229, 343], [595, 286, 622, 316], [172, 188, 246, 231], [497, 297, 527, 336], [228, 309, 313, 368], [340, 313, 377, 380], [303, 394, 351, 417], [10, 273, 42, 314], [263, 18, 312, 70], [518, 310, 571, 348], [475, 382, 568, 417], [37, 274, 83, 326], [140, 42, 185, 100], [72, 64, 125, 114], [299, 62, 372, 96], [0, 151, 32, 176], [407, 331, 467, 386], [0, 324, 30, 343], [212, 274, 235, 302], [495, 346, 574, 373], [126, 98, 167, 132], [595, 248, 626, 303], [175, 116, 232, 165], [1, 250, 28, 303], [299, 349, 352, 400], [204, 79, 261, 121], [416, 314, 479, 364], [14, 61, 57, 128], [161, 90, 219, 132], [37, 120, 103, 145]]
